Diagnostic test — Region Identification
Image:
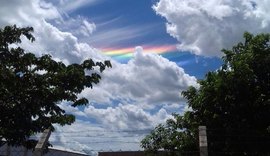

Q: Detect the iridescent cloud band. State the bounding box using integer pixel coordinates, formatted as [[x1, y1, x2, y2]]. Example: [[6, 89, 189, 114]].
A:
[[102, 45, 176, 60]]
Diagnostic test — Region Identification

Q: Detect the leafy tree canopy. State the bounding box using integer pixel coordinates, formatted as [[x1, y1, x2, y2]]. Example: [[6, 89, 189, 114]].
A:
[[0, 25, 111, 148], [141, 32, 270, 155]]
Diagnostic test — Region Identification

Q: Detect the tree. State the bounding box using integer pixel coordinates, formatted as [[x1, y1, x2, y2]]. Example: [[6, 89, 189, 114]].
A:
[[141, 113, 198, 155], [0, 25, 111, 148], [141, 32, 270, 155]]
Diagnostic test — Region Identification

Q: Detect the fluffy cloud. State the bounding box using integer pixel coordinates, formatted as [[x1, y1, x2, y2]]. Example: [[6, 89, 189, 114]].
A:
[[77, 47, 197, 132], [51, 46, 198, 146], [81, 47, 197, 110], [153, 0, 270, 56], [84, 104, 172, 130], [0, 0, 107, 64]]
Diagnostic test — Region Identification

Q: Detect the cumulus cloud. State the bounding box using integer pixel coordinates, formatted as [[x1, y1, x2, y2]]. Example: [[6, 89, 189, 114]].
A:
[[153, 0, 270, 56], [81, 47, 197, 110], [77, 47, 197, 133], [84, 104, 172, 130], [0, 0, 107, 64]]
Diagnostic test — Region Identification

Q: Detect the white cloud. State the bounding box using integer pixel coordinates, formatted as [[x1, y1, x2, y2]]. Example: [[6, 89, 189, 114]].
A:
[[84, 104, 172, 130], [21, 20, 106, 64], [0, 0, 60, 26], [153, 0, 270, 56], [76, 47, 198, 138], [0, 0, 107, 64], [81, 47, 198, 110]]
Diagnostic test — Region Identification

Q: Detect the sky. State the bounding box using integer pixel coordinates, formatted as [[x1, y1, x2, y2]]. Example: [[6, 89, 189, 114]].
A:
[[1, 0, 270, 155]]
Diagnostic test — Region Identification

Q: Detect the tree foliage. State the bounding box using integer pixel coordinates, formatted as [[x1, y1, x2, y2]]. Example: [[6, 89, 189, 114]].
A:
[[141, 32, 270, 155], [0, 25, 111, 147]]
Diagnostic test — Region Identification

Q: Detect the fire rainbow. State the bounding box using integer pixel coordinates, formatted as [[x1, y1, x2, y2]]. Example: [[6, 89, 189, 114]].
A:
[[102, 45, 177, 60]]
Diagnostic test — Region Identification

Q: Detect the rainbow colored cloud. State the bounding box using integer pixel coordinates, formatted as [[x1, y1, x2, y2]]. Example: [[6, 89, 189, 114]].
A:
[[102, 45, 177, 61]]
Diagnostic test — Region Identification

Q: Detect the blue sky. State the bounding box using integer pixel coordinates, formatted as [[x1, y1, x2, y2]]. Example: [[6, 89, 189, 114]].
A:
[[1, 0, 270, 154], [74, 0, 165, 43], [65, 0, 223, 79], [73, 0, 177, 49]]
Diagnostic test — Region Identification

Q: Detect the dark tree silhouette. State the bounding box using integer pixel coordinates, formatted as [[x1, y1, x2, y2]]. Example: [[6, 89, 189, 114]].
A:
[[0, 25, 111, 148], [141, 32, 270, 155]]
